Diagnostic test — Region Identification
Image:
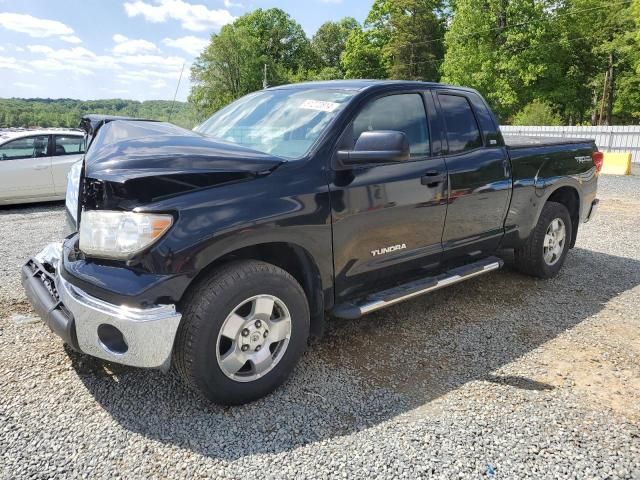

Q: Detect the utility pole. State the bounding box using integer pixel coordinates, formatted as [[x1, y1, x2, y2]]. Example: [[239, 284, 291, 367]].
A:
[[262, 64, 268, 89]]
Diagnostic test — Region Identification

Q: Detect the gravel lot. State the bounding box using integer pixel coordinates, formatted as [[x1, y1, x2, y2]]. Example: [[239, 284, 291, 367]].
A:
[[1, 174, 639, 479]]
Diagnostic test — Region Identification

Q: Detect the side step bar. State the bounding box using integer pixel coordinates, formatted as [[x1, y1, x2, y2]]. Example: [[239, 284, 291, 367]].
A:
[[332, 256, 504, 319]]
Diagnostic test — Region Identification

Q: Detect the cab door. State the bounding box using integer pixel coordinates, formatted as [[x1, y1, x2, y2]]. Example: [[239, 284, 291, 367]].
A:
[[0, 135, 53, 202], [329, 91, 448, 300], [435, 91, 511, 259]]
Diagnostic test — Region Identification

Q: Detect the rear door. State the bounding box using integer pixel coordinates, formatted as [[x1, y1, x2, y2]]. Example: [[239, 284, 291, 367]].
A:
[[435, 91, 511, 259], [330, 91, 448, 300], [0, 135, 53, 201], [51, 134, 85, 195]]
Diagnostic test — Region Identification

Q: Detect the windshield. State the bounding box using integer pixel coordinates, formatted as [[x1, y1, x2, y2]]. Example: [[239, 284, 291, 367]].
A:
[[194, 88, 356, 160]]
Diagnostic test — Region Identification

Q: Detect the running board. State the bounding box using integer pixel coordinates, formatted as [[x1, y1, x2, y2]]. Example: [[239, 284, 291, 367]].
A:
[[332, 256, 504, 319]]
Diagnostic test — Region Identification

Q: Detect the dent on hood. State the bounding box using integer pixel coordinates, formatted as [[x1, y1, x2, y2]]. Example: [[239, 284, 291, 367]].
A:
[[81, 119, 284, 210]]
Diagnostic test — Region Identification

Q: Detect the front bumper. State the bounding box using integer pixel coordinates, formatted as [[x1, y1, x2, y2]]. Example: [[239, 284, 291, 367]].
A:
[[21, 243, 182, 369]]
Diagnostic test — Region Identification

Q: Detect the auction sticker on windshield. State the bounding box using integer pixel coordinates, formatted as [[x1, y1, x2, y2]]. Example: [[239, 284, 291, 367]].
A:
[[300, 99, 340, 112]]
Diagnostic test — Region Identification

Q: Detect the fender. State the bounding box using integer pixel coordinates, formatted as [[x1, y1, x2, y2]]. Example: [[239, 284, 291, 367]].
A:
[[502, 142, 595, 248]]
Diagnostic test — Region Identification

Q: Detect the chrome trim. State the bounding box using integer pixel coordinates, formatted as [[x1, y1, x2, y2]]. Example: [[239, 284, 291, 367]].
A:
[[358, 262, 502, 316], [35, 243, 182, 369]]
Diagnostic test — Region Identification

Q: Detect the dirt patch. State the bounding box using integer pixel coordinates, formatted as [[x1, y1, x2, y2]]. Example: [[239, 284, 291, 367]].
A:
[[535, 297, 640, 422]]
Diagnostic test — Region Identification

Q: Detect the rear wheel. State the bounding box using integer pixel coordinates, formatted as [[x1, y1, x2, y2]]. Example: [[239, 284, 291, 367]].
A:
[[514, 201, 572, 278], [174, 260, 310, 405]]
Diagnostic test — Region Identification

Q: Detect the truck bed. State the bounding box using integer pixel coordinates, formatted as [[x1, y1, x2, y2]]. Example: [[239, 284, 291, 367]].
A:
[[503, 134, 594, 149]]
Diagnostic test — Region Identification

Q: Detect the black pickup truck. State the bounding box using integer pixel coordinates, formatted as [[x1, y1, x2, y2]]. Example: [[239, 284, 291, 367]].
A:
[[22, 80, 600, 405]]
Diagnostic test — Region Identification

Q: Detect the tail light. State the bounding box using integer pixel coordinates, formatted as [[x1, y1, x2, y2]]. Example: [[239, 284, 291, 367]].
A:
[[592, 151, 604, 172]]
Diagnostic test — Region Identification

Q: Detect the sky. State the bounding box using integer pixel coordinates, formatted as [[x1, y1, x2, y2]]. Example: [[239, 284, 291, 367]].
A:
[[0, 0, 371, 102]]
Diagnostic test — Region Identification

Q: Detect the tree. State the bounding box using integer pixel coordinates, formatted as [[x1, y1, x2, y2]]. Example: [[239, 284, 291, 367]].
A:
[[341, 27, 386, 79], [190, 24, 263, 115], [442, 0, 559, 121], [235, 8, 315, 74], [312, 18, 359, 72], [189, 8, 313, 118], [366, 0, 445, 81], [512, 100, 562, 125]]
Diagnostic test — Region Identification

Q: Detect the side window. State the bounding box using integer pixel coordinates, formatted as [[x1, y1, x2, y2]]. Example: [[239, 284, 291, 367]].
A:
[[54, 135, 85, 156], [0, 135, 48, 161], [352, 94, 429, 158], [438, 94, 483, 154]]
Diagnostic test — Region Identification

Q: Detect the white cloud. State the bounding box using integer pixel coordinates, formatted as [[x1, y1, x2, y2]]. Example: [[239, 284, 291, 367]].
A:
[[61, 35, 82, 44], [124, 0, 234, 32], [151, 80, 168, 88], [223, 0, 243, 7], [0, 55, 32, 73], [0, 46, 4, 51], [162, 35, 208, 56], [26, 45, 120, 75], [0, 13, 83, 46], [24, 45, 184, 77], [13, 81, 37, 89], [112, 34, 159, 55], [0, 13, 74, 38]]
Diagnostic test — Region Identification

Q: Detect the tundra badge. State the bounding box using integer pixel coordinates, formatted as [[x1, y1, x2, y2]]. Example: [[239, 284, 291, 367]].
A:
[[371, 243, 407, 257]]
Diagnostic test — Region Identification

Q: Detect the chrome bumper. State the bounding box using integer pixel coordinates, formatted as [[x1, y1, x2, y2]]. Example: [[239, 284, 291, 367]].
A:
[[24, 243, 182, 369]]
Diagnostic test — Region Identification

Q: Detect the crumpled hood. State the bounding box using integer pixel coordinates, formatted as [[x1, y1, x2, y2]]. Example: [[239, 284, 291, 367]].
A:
[[84, 119, 284, 183]]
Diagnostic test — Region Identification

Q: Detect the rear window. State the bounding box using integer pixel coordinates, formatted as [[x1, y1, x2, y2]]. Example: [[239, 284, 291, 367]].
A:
[[439, 94, 483, 154], [54, 135, 85, 156]]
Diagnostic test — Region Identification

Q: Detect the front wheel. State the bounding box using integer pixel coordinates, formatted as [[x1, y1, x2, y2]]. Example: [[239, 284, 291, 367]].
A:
[[174, 260, 310, 405], [514, 201, 572, 279]]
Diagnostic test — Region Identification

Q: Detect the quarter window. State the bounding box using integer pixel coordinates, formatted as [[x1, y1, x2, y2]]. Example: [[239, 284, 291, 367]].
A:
[[438, 94, 483, 153], [0, 136, 48, 161], [54, 135, 85, 156], [352, 94, 430, 158]]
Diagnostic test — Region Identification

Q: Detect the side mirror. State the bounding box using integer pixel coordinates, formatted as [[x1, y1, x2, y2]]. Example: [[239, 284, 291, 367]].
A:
[[337, 130, 410, 165]]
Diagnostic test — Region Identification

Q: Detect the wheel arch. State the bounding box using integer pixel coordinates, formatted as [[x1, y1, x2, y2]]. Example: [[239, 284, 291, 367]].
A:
[[182, 241, 327, 338], [544, 185, 581, 248]]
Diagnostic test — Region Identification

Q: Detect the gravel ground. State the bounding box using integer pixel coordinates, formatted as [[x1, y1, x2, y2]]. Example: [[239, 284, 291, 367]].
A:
[[1, 173, 639, 479]]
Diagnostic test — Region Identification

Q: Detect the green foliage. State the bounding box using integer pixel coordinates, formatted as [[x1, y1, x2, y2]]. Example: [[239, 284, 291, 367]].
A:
[[442, 0, 640, 124], [189, 8, 313, 119], [4, 1, 639, 128], [0, 98, 197, 129], [366, 0, 445, 81], [512, 100, 562, 126], [312, 18, 359, 71], [341, 27, 386, 79]]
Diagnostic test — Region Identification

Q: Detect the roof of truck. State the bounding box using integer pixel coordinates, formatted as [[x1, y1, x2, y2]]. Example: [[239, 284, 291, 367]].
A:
[[268, 79, 465, 91]]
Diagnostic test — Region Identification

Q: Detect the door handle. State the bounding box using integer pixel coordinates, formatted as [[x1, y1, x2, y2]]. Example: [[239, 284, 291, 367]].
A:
[[421, 171, 446, 187], [34, 165, 48, 171]]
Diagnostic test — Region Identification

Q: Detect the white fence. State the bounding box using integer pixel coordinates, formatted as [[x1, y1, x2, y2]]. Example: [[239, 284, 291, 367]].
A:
[[500, 125, 640, 163]]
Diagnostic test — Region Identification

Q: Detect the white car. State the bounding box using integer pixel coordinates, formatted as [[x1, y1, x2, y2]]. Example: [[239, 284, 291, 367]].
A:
[[0, 128, 85, 205]]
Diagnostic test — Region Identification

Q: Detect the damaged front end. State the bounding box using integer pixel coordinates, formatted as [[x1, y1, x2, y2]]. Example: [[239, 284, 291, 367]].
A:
[[24, 115, 284, 369], [77, 115, 283, 212], [22, 242, 182, 369]]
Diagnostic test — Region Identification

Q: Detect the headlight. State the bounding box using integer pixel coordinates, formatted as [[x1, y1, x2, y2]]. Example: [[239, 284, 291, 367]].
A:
[[79, 210, 173, 260]]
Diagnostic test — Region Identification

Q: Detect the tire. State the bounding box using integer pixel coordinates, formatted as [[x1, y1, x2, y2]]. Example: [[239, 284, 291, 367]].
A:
[[174, 260, 310, 405], [514, 201, 572, 279]]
